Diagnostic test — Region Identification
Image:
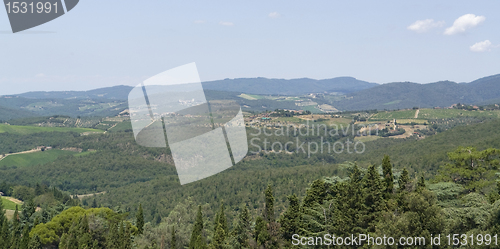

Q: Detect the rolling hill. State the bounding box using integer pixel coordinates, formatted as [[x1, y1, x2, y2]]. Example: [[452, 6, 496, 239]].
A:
[[333, 74, 500, 111]]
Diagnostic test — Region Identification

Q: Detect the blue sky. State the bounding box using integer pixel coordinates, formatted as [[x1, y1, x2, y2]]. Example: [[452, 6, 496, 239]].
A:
[[1, 0, 499, 95]]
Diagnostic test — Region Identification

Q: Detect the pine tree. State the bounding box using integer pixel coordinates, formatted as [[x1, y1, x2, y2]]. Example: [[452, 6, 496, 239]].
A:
[[20, 225, 30, 249], [364, 165, 385, 232], [382, 155, 394, 194], [264, 184, 275, 222], [28, 234, 42, 249], [233, 206, 250, 249], [216, 202, 227, 234], [136, 203, 145, 235], [254, 216, 269, 247], [170, 227, 176, 249], [417, 175, 426, 190], [279, 194, 301, 242], [212, 225, 226, 249], [189, 206, 206, 249], [106, 222, 120, 249], [0, 197, 5, 225], [398, 168, 410, 192], [10, 205, 21, 248], [1, 218, 10, 249]]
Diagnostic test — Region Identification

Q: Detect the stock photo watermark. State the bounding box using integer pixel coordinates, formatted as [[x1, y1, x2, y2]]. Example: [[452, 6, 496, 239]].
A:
[[248, 121, 382, 157]]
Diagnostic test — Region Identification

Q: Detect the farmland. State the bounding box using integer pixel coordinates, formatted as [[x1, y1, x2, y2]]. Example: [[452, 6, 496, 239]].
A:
[[369, 109, 417, 120], [0, 149, 78, 168], [1, 197, 18, 210], [0, 124, 103, 135]]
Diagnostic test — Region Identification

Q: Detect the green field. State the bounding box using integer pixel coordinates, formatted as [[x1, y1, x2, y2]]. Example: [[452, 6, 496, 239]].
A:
[[1, 197, 19, 210], [74, 150, 97, 157], [0, 124, 103, 135], [370, 109, 416, 120], [418, 109, 500, 119], [108, 121, 132, 132], [0, 149, 77, 168]]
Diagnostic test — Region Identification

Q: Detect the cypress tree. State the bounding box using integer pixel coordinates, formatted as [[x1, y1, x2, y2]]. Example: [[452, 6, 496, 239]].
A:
[[399, 168, 410, 192], [279, 194, 301, 242], [170, 227, 176, 249], [264, 184, 275, 222], [417, 175, 426, 190], [1, 218, 10, 249], [189, 206, 206, 249], [233, 205, 250, 249], [0, 198, 5, 226], [20, 226, 30, 249], [11, 205, 21, 248], [212, 225, 226, 249], [364, 165, 385, 232], [217, 202, 227, 234], [136, 204, 145, 235], [382, 155, 394, 194]]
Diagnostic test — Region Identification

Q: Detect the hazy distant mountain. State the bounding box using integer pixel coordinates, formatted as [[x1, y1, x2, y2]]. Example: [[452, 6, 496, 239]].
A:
[[2, 74, 500, 119], [334, 74, 500, 111], [14, 85, 134, 100], [202, 77, 378, 95]]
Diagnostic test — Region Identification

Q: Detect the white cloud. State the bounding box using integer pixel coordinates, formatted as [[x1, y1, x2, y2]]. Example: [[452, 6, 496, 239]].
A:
[[444, 14, 485, 35], [35, 73, 45, 78], [268, 12, 280, 18], [407, 19, 444, 33], [470, 40, 493, 52], [219, 21, 234, 26], [193, 20, 206, 24]]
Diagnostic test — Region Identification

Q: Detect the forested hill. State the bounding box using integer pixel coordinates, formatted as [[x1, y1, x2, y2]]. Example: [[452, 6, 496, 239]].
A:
[[201, 77, 377, 95], [335, 74, 500, 111]]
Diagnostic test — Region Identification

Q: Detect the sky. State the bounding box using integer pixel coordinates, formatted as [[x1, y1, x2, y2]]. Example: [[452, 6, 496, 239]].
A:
[[0, 0, 499, 95]]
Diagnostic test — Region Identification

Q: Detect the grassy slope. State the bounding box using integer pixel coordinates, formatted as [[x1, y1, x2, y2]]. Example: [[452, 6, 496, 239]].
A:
[[0, 124, 103, 135], [0, 149, 77, 168], [1, 197, 18, 210]]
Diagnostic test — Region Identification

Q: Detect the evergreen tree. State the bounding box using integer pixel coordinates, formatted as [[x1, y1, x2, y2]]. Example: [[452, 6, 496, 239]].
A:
[[363, 165, 385, 232], [28, 234, 42, 249], [189, 206, 206, 249], [254, 216, 269, 247], [106, 222, 120, 249], [216, 202, 227, 234], [10, 205, 21, 248], [136, 203, 145, 235], [417, 175, 426, 190], [1, 218, 10, 249], [21, 199, 36, 226], [20, 226, 30, 249], [279, 194, 301, 242], [232, 205, 250, 249], [398, 168, 410, 192], [0, 198, 5, 226], [212, 225, 226, 249], [382, 155, 394, 194], [264, 185, 275, 222], [170, 227, 176, 249]]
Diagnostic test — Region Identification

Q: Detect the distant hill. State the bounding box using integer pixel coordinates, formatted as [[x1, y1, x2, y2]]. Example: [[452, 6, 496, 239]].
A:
[[14, 85, 134, 100], [2, 74, 500, 118], [333, 74, 500, 111], [202, 77, 378, 95], [0, 105, 37, 121]]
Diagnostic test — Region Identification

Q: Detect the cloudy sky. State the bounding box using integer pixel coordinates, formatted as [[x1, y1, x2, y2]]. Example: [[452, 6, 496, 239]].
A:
[[0, 0, 499, 95]]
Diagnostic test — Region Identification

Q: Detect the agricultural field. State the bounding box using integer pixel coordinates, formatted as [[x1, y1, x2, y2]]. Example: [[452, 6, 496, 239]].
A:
[[0, 124, 103, 135], [1, 197, 19, 210], [418, 108, 500, 119], [0, 149, 78, 168], [369, 109, 417, 120]]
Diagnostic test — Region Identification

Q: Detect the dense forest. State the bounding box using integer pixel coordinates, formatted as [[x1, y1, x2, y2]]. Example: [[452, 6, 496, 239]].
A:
[[3, 150, 500, 248]]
